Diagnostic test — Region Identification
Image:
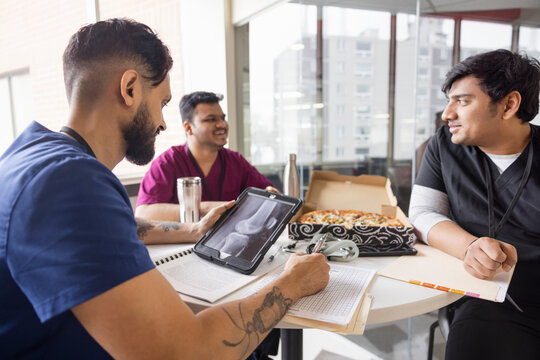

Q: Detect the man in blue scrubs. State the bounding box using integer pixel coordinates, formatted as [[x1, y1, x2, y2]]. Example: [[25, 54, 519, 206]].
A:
[[0, 18, 330, 359], [410, 49, 540, 359]]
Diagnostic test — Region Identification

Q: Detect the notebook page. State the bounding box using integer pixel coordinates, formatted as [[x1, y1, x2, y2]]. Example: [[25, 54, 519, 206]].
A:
[[155, 245, 286, 303], [248, 264, 376, 325]]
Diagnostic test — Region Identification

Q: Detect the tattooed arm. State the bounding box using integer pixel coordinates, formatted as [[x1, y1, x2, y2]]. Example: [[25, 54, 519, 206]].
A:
[[72, 252, 329, 360], [135, 201, 226, 221], [135, 201, 235, 244]]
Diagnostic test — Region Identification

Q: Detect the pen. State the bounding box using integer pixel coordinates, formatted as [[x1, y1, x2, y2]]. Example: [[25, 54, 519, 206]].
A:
[[267, 246, 283, 263], [312, 233, 328, 254]]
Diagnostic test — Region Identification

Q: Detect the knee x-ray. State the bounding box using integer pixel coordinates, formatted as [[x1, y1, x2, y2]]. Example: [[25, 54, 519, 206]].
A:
[[194, 188, 302, 274]]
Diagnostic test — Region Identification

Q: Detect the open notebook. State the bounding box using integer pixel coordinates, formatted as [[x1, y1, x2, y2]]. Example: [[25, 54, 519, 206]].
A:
[[240, 263, 376, 334], [378, 243, 514, 302], [153, 245, 286, 303]]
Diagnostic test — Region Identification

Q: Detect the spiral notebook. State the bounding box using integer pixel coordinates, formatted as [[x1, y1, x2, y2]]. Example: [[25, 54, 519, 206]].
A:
[[153, 245, 286, 303]]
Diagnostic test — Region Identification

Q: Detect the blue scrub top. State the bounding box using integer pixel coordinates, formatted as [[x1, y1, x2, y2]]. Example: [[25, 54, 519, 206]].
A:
[[0, 122, 155, 359]]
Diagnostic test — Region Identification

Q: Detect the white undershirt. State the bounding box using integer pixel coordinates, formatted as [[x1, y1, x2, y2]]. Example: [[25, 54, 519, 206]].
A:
[[409, 152, 521, 244], [484, 152, 520, 174]]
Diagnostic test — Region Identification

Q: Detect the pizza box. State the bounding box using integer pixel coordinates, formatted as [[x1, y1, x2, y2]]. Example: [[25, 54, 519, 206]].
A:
[[288, 171, 416, 255]]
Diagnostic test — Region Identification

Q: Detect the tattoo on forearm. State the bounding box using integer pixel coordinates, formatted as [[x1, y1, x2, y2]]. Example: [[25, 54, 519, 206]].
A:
[[157, 222, 181, 232], [221, 286, 293, 357], [135, 217, 155, 240]]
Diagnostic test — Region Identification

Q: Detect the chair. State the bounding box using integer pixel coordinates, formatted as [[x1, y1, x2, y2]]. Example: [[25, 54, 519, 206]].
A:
[[427, 305, 454, 360]]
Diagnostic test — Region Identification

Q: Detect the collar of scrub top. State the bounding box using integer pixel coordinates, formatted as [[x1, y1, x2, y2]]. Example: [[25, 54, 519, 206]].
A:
[[306, 233, 359, 262]]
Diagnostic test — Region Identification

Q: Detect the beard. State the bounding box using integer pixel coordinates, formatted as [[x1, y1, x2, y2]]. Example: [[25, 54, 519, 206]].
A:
[[123, 102, 158, 165]]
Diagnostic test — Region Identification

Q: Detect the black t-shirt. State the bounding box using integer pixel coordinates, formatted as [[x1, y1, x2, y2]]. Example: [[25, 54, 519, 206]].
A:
[[416, 124, 540, 306]]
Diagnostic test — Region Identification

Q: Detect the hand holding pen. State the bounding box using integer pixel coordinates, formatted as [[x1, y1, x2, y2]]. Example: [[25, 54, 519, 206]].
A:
[[312, 233, 328, 254]]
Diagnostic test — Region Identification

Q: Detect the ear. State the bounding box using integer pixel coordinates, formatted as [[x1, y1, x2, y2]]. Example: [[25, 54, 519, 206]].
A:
[[119, 70, 140, 107], [501, 90, 521, 120], [183, 121, 193, 135]]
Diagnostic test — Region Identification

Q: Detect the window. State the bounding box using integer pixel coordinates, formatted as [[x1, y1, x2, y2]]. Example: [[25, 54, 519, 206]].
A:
[[355, 105, 370, 120], [0, 71, 32, 155], [336, 104, 345, 117], [395, 15, 453, 161], [417, 87, 428, 99], [355, 41, 372, 54], [337, 38, 346, 52], [355, 147, 369, 155], [324, 6, 389, 162], [354, 126, 370, 139], [355, 84, 371, 97], [355, 63, 372, 76], [519, 26, 540, 125], [241, 2, 540, 210], [460, 20, 512, 61], [248, 3, 317, 164]]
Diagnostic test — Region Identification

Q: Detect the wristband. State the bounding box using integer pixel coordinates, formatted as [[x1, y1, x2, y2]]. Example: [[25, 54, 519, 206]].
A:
[[464, 237, 480, 258]]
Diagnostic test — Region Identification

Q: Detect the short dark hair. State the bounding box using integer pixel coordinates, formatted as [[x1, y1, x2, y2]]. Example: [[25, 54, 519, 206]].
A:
[[179, 91, 224, 123], [63, 18, 173, 102], [442, 49, 540, 123]]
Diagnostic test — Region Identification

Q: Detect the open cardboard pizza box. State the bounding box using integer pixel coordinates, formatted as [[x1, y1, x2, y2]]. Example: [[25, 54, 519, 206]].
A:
[[288, 171, 416, 255]]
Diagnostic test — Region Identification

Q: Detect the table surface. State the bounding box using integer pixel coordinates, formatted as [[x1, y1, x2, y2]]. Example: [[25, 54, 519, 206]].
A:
[[147, 239, 461, 327]]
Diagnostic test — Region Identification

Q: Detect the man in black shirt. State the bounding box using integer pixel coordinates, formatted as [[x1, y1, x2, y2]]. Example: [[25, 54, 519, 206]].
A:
[[410, 49, 540, 359]]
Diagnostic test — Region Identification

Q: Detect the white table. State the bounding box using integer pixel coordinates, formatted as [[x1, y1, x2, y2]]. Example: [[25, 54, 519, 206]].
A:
[[147, 242, 460, 323], [147, 240, 461, 359]]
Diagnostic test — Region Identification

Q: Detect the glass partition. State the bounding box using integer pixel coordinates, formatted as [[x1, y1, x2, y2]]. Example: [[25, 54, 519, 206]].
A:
[[519, 26, 540, 125], [460, 20, 512, 60], [323, 7, 390, 164], [238, 1, 540, 211], [248, 3, 317, 167]]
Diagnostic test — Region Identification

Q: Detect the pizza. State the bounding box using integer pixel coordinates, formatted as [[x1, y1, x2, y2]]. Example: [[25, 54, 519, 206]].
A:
[[297, 209, 403, 229]]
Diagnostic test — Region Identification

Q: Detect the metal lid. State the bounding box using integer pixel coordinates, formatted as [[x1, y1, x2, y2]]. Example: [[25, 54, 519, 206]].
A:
[[177, 177, 201, 185]]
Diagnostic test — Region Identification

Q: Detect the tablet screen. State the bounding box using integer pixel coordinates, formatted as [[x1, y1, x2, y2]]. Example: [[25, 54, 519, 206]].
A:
[[201, 191, 296, 262]]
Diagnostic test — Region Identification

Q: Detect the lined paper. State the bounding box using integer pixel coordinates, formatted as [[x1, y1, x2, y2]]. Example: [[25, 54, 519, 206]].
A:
[[250, 264, 376, 325]]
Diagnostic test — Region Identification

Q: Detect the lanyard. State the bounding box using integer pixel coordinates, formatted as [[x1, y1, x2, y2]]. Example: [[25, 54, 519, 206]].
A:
[[482, 138, 534, 239], [187, 147, 225, 201], [60, 126, 96, 158]]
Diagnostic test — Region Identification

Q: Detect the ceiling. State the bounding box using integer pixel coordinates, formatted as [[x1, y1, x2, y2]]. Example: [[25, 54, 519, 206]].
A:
[[290, 0, 540, 25]]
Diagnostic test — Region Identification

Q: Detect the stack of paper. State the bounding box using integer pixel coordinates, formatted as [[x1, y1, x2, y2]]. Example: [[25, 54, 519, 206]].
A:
[[245, 264, 376, 334]]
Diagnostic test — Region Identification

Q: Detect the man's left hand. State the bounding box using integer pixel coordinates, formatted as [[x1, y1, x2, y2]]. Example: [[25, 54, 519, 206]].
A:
[[195, 200, 235, 238]]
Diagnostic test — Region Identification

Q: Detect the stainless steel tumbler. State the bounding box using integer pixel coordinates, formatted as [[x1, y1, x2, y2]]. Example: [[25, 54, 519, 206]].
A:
[[177, 177, 202, 223]]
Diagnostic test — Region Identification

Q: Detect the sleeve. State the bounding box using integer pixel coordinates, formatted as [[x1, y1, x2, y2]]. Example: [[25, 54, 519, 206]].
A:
[[415, 132, 447, 193], [408, 185, 453, 244], [8, 158, 155, 322], [136, 152, 179, 206], [410, 131, 453, 243], [238, 155, 273, 190]]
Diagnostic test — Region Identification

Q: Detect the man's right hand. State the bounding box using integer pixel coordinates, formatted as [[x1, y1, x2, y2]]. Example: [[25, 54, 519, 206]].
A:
[[279, 253, 330, 302], [463, 237, 517, 280]]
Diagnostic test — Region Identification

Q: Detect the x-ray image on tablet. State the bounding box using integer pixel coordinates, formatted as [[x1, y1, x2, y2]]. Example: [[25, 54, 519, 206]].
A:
[[193, 188, 303, 274]]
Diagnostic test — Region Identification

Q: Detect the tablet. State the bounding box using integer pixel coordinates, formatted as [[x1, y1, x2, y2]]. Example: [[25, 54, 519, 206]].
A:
[[193, 187, 303, 274]]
